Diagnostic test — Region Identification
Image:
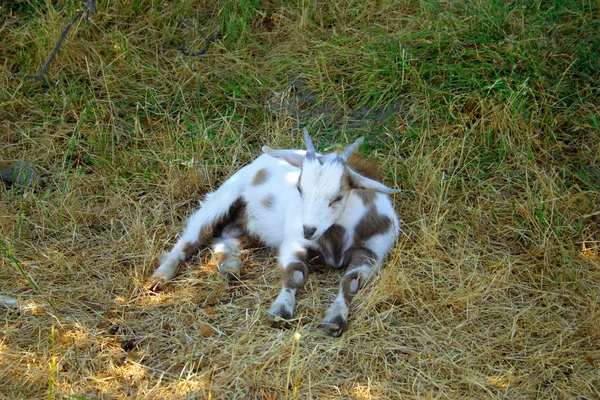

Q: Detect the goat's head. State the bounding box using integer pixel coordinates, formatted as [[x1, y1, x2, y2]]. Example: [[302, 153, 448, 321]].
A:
[[263, 128, 398, 240]]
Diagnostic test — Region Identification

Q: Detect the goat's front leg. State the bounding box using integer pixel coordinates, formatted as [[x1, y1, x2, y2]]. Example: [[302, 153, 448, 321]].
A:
[[268, 241, 309, 323], [323, 248, 380, 337]]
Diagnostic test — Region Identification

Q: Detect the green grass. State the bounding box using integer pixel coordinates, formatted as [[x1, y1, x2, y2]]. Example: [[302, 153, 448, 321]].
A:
[[1, 0, 599, 398]]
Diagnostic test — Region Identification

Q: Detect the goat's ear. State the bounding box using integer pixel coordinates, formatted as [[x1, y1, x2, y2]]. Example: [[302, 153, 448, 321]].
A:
[[262, 146, 305, 168], [347, 168, 400, 194]]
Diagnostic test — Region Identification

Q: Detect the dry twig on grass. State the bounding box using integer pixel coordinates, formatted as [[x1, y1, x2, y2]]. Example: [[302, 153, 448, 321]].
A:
[[176, 19, 221, 56], [17, 0, 96, 87]]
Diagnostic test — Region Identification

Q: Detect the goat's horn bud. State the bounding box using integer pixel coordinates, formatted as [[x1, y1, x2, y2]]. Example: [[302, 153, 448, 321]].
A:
[[339, 137, 364, 162], [303, 127, 317, 160]]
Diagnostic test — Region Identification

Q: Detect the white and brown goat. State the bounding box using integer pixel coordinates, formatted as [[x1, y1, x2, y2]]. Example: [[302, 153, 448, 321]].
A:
[[148, 128, 400, 336]]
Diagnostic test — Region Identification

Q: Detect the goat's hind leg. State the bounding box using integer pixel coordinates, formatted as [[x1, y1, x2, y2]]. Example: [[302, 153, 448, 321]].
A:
[[323, 248, 380, 337], [212, 221, 248, 280], [146, 216, 206, 291], [147, 196, 246, 290]]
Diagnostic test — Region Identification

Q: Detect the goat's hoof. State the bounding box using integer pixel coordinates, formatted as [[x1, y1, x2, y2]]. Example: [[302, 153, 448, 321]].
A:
[[322, 315, 348, 337], [145, 276, 167, 292], [217, 257, 243, 281], [268, 307, 293, 328]]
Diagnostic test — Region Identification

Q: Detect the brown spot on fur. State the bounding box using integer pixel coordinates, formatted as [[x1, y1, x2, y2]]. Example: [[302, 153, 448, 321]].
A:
[[354, 190, 377, 206], [282, 262, 308, 289], [251, 168, 270, 186], [261, 194, 275, 210], [317, 224, 347, 268], [354, 206, 392, 247]]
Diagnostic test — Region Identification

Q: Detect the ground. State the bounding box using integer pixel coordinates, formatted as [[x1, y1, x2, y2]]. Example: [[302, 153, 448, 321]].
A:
[[1, 0, 599, 398]]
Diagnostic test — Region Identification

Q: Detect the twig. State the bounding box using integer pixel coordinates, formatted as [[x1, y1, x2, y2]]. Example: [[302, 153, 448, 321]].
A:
[[177, 19, 221, 56], [18, 0, 96, 86]]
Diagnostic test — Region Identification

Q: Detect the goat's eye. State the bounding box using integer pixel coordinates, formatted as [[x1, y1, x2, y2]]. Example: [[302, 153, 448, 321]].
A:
[[297, 185, 303, 196], [330, 195, 344, 206]]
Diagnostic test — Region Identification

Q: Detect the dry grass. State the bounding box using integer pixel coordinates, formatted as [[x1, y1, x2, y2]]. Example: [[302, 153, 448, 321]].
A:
[[1, 0, 599, 398]]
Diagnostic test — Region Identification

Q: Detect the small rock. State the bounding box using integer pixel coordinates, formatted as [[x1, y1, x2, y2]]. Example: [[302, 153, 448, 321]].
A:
[[0, 295, 18, 308], [1, 161, 39, 188], [198, 323, 215, 338]]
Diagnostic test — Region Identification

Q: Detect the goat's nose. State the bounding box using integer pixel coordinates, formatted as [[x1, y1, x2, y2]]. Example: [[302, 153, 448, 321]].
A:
[[303, 225, 317, 239]]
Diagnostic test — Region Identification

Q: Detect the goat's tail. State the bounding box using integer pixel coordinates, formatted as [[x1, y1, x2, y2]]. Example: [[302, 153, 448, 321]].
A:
[[147, 177, 246, 290]]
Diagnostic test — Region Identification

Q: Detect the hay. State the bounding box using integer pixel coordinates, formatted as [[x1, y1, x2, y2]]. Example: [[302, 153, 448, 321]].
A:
[[1, 0, 599, 398]]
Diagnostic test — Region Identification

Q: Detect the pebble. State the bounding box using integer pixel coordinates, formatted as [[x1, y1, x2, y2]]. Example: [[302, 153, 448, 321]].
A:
[[1, 161, 39, 188], [0, 295, 18, 308]]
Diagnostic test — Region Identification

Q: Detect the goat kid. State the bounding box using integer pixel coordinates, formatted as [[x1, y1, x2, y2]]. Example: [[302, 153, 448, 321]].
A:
[[148, 128, 400, 336]]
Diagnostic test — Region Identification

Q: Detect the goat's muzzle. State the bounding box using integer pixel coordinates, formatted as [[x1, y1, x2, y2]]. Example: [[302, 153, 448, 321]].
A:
[[303, 225, 317, 240]]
